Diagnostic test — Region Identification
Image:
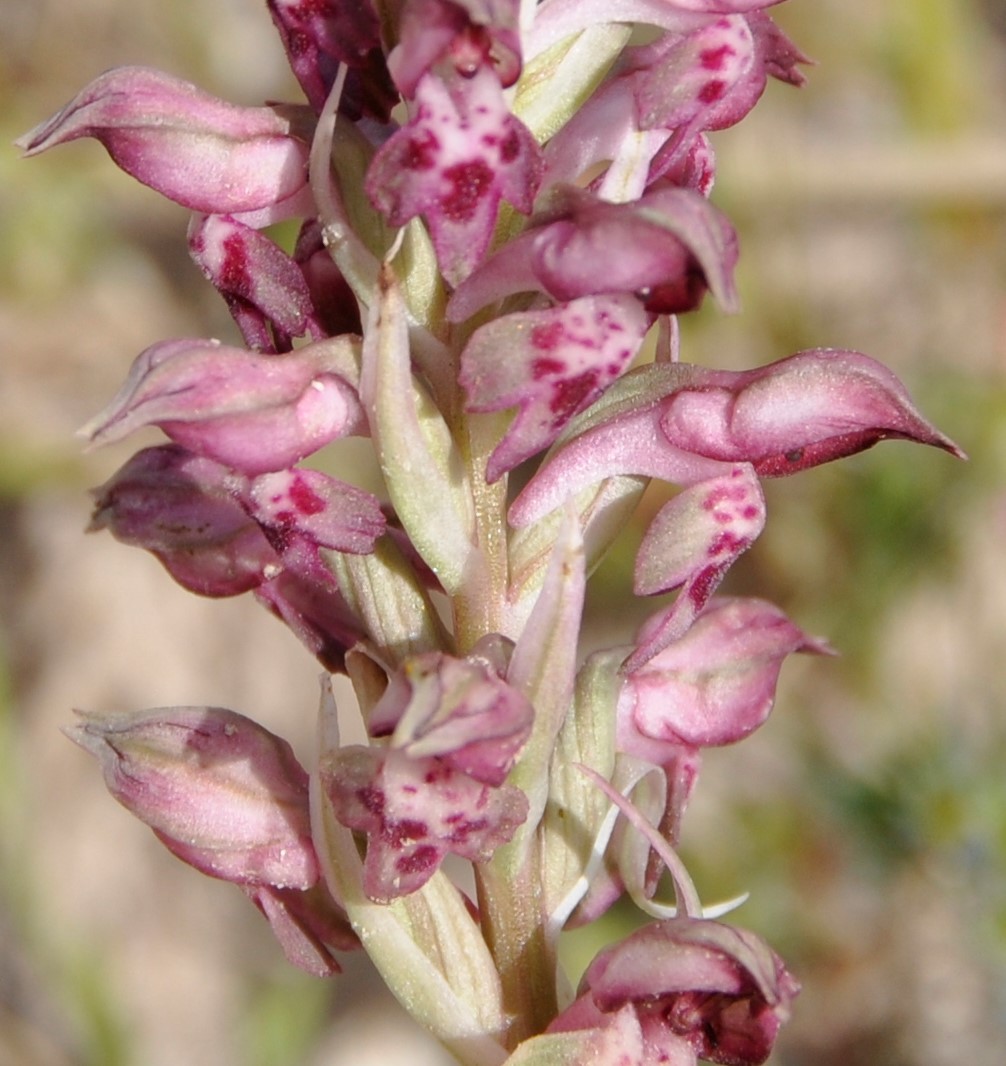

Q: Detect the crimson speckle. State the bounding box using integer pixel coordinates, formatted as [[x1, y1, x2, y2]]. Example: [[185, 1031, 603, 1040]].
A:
[[548, 371, 599, 417], [531, 356, 565, 379], [288, 474, 325, 515], [392, 818, 428, 842], [358, 785, 384, 816], [699, 79, 728, 105], [700, 44, 736, 71], [689, 564, 724, 607], [531, 321, 566, 351], [219, 232, 251, 293], [499, 128, 520, 163], [395, 845, 438, 876], [403, 129, 439, 170], [439, 159, 493, 222], [708, 531, 747, 557], [448, 817, 488, 843]]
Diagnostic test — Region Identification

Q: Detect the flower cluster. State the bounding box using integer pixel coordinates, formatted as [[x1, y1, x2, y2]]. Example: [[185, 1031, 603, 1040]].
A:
[[21, 2, 961, 1063]]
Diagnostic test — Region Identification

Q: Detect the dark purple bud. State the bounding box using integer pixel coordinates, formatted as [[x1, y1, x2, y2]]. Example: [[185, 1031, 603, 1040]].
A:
[[293, 220, 363, 338], [88, 445, 280, 597], [266, 0, 394, 118]]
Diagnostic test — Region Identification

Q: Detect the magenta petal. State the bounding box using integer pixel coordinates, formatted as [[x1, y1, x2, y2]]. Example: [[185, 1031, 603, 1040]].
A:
[[325, 745, 529, 902], [628, 16, 756, 132], [626, 597, 831, 748], [17, 66, 310, 216], [635, 467, 766, 597], [246, 468, 386, 556], [461, 295, 650, 481], [68, 705, 319, 889], [366, 68, 543, 284], [188, 214, 317, 351]]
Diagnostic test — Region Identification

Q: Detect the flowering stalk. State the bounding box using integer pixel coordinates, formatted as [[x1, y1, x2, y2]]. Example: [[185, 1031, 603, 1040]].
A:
[[21, 2, 962, 1064]]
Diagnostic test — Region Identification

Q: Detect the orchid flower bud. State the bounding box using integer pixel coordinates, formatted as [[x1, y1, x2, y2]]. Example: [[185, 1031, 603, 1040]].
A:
[[88, 444, 281, 597], [658, 348, 966, 474], [68, 705, 359, 974], [322, 651, 533, 901], [266, 0, 393, 117], [80, 338, 367, 476], [556, 917, 800, 1066], [68, 705, 319, 889], [17, 67, 312, 221], [447, 183, 738, 320], [510, 351, 962, 529], [620, 597, 832, 760]]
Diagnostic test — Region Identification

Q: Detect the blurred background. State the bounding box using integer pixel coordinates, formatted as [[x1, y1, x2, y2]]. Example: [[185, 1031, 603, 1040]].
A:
[[2, 1, 1005, 1064]]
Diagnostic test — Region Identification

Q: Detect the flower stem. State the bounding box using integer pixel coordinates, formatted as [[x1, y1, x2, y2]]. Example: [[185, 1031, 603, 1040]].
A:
[[475, 854, 558, 1048]]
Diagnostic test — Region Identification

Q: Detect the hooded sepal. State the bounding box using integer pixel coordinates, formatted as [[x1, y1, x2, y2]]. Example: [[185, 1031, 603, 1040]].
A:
[[570, 917, 800, 1066], [657, 348, 966, 475], [447, 183, 737, 320], [80, 337, 367, 476], [17, 66, 312, 221], [622, 596, 833, 753]]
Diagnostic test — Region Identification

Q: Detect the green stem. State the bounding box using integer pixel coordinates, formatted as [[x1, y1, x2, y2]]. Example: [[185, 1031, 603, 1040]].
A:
[[475, 852, 558, 1049], [453, 411, 512, 651]]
